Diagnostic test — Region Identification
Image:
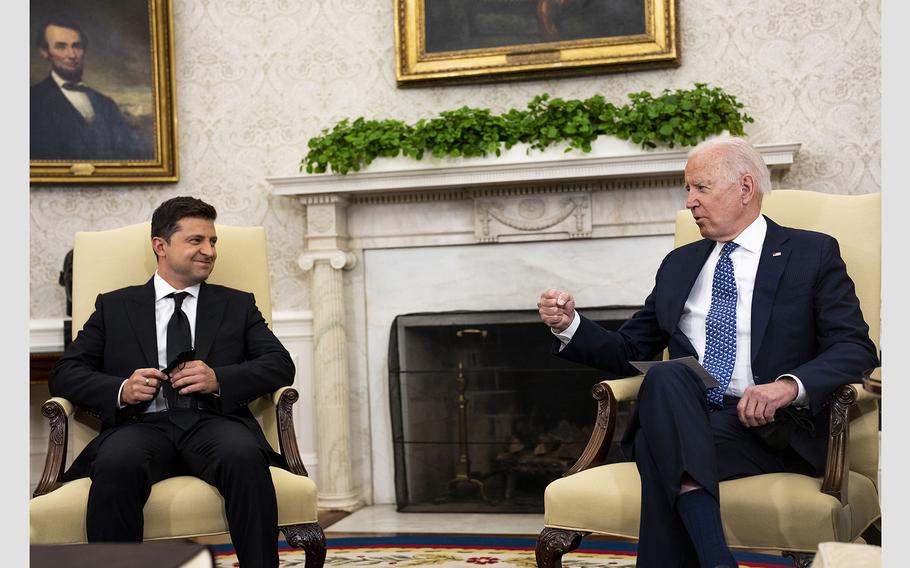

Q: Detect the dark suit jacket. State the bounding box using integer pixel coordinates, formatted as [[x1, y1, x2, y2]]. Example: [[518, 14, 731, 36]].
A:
[[50, 279, 295, 481], [558, 216, 879, 473], [30, 75, 150, 160]]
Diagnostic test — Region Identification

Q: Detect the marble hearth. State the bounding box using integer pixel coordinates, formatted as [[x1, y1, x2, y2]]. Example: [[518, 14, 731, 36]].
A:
[[267, 139, 800, 509]]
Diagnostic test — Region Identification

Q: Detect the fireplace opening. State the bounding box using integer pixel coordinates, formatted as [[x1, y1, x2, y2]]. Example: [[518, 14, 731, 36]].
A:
[[388, 307, 643, 513]]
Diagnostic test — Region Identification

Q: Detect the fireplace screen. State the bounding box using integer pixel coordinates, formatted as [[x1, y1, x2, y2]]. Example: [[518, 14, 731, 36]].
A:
[[388, 307, 641, 513]]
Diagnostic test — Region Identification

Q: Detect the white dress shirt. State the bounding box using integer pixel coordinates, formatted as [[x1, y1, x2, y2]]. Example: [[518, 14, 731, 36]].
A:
[[117, 272, 200, 411], [51, 71, 95, 122], [555, 214, 807, 405]]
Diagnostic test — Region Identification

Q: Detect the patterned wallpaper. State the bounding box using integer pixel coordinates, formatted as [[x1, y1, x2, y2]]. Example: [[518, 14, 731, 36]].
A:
[[29, 0, 881, 318]]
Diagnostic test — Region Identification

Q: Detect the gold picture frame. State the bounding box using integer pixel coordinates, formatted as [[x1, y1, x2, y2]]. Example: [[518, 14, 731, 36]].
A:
[[29, 0, 178, 184], [395, 0, 679, 87]]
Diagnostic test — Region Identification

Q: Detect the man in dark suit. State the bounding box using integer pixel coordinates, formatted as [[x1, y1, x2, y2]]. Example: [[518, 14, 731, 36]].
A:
[[537, 137, 878, 568], [50, 197, 294, 568], [30, 17, 149, 160]]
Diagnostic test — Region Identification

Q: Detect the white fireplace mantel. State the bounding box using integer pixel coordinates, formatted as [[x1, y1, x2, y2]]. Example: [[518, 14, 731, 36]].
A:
[[270, 140, 801, 198], [267, 139, 801, 508]]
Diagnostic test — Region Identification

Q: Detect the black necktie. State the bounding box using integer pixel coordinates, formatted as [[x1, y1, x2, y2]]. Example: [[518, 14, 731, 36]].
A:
[[62, 82, 88, 92], [163, 292, 196, 427]]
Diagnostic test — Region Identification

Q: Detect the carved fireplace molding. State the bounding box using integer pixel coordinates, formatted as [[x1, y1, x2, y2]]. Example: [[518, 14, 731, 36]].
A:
[[272, 142, 799, 248], [267, 141, 800, 509]]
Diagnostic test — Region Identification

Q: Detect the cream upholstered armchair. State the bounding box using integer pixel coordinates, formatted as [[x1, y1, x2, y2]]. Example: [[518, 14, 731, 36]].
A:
[[30, 222, 326, 567], [536, 191, 881, 568]]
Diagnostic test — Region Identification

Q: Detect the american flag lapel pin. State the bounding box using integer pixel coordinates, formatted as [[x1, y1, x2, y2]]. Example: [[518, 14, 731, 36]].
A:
[[772, 251, 782, 257]]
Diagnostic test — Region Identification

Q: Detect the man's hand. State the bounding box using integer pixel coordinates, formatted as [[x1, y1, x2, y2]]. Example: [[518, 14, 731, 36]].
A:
[[169, 360, 219, 395], [121, 368, 166, 405], [737, 378, 799, 427], [537, 289, 576, 333]]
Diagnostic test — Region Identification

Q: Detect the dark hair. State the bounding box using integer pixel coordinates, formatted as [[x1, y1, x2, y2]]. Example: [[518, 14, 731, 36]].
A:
[[36, 17, 88, 50], [151, 197, 217, 243]]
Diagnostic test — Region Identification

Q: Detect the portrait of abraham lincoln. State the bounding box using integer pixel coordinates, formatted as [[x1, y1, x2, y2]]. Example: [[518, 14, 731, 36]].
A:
[[30, 0, 155, 162]]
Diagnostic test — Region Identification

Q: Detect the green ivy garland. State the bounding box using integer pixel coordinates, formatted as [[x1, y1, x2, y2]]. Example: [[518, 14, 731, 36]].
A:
[[301, 83, 753, 175]]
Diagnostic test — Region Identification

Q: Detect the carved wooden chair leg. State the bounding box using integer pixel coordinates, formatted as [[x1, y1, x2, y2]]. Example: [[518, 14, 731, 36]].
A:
[[783, 551, 815, 568], [280, 523, 327, 568], [535, 527, 587, 568]]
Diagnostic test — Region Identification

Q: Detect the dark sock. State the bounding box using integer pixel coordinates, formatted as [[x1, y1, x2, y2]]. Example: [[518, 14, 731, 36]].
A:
[[675, 488, 737, 568]]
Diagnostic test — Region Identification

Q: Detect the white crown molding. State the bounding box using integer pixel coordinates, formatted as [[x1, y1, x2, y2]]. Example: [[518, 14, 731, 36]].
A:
[[269, 141, 801, 198]]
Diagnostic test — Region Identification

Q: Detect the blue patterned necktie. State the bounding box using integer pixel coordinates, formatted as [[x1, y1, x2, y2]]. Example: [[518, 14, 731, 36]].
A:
[[703, 241, 739, 408]]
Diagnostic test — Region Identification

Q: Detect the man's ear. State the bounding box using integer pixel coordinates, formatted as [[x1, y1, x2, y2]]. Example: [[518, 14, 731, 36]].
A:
[[740, 174, 757, 205], [151, 236, 167, 258], [39, 47, 50, 61]]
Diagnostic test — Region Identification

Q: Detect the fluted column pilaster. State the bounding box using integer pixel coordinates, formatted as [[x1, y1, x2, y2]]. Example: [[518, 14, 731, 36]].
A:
[[299, 196, 360, 511]]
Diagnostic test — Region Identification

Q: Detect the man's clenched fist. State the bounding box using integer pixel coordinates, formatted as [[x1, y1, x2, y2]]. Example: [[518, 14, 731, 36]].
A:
[[537, 289, 576, 333]]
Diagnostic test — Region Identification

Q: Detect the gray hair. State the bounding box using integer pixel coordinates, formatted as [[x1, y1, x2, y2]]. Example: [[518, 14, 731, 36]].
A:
[[688, 136, 772, 195]]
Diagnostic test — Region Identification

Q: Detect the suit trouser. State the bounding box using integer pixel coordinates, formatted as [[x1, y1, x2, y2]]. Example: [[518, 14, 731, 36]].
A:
[[631, 362, 815, 567], [86, 411, 279, 568]]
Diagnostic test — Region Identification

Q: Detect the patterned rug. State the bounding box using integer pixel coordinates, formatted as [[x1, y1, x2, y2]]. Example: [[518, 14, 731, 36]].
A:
[[211, 535, 796, 567]]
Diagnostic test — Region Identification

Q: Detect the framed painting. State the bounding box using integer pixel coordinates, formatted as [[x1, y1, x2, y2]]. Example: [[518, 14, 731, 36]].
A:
[[394, 0, 679, 86], [29, 0, 178, 184]]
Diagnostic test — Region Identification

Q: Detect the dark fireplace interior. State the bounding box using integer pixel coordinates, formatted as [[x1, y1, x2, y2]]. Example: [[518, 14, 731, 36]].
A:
[[388, 307, 643, 513]]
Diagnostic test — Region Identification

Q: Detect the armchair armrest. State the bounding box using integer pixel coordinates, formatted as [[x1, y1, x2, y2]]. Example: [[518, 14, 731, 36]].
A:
[[33, 397, 75, 498], [273, 387, 310, 477], [563, 375, 643, 477], [602, 376, 644, 403], [272, 386, 295, 407], [821, 383, 873, 504]]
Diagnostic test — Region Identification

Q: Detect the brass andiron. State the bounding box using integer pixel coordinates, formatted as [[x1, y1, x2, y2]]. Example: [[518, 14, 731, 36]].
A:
[[435, 328, 491, 504]]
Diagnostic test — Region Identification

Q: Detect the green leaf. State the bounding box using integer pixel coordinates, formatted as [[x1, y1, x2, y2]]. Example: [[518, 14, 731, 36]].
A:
[[300, 83, 754, 174]]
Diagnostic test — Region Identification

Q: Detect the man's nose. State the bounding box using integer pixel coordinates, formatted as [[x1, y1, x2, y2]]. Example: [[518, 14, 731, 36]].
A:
[[685, 193, 698, 209]]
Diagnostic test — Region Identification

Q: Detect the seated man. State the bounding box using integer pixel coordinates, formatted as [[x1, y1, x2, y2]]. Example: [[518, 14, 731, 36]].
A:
[[50, 196, 294, 568], [537, 137, 878, 568]]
